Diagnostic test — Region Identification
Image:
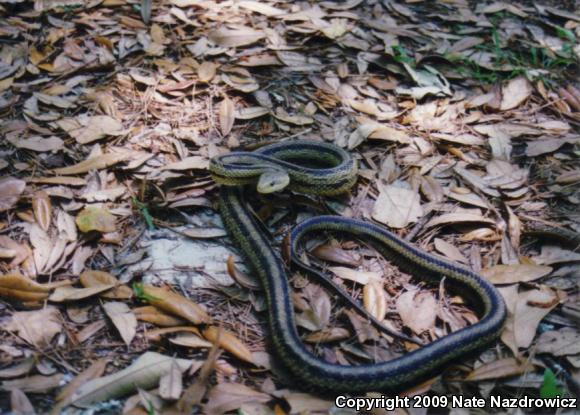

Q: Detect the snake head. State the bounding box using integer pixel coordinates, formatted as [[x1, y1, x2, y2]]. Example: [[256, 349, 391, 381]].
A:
[[257, 170, 290, 193]]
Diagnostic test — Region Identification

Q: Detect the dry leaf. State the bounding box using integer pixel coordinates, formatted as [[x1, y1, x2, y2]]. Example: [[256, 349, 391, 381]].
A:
[[208, 27, 265, 48], [80, 270, 132, 299], [500, 77, 532, 111], [54, 359, 107, 409], [1, 374, 64, 394], [49, 284, 115, 302], [328, 266, 382, 285], [159, 360, 183, 400], [76, 207, 116, 233], [363, 281, 387, 321], [0, 273, 51, 302], [372, 184, 423, 229], [57, 115, 123, 144], [0, 177, 26, 212], [69, 352, 191, 407], [234, 106, 269, 120], [204, 383, 270, 415], [103, 302, 137, 346], [32, 191, 52, 232], [219, 97, 235, 136], [465, 358, 531, 381], [3, 307, 62, 347], [133, 306, 187, 327], [197, 61, 216, 83], [396, 289, 437, 334], [202, 326, 255, 365], [142, 285, 211, 325], [7, 136, 64, 152], [161, 156, 209, 171], [53, 152, 128, 175], [481, 264, 552, 284], [535, 328, 580, 356]]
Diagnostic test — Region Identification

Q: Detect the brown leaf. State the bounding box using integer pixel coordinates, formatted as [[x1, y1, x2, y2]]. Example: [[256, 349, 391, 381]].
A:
[[142, 285, 211, 325], [433, 238, 468, 264], [52, 152, 128, 175], [202, 326, 255, 365], [536, 328, 580, 356], [80, 270, 132, 299], [133, 306, 187, 327], [481, 264, 552, 284], [500, 76, 532, 111], [7, 136, 64, 152], [197, 61, 216, 83], [57, 115, 123, 144], [1, 374, 64, 393], [55, 359, 107, 406], [49, 284, 115, 302], [363, 281, 387, 321], [0, 357, 35, 379], [396, 289, 437, 334], [161, 156, 209, 171], [328, 266, 382, 285], [304, 327, 350, 343], [0, 177, 26, 212], [208, 27, 265, 48], [465, 358, 531, 381], [0, 273, 51, 302], [3, 307, 62, 347], [32, 191, 52, 232], [159, 360, 183, 401], [0, 237, 31, 268], [226, 255, 260, 290], [76, 207, 116, 233], [204, 383, 270, 415], [311, 244, 360, 266], [219, 97, 235, 136], [10, 388, 35, 415], [103, 302, 137, 346], [372, 184, 423, 229], [234, 106, 269, 120]]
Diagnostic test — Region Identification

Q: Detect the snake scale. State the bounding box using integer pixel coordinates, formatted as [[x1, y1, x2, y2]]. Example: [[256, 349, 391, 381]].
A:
[[209, 139, 509, 393]]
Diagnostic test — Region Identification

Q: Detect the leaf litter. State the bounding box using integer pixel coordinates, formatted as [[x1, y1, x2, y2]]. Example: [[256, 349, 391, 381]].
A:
[[0, 0, 579, 412]]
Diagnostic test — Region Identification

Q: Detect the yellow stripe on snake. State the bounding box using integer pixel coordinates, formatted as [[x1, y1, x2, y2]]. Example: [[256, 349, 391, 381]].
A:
[[210, 140, 507, 393]]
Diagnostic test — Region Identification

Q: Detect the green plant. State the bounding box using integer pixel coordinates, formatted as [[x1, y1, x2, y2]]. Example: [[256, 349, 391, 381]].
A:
[[540, 368, 564, 399], [132, 197, 155, 230]]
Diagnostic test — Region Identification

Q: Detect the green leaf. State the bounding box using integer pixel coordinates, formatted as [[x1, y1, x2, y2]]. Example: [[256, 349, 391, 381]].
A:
[[540, 368, 563, 398]]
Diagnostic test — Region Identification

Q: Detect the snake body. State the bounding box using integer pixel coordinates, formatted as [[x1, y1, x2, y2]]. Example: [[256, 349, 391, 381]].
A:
[[210, 140, 507, 393]]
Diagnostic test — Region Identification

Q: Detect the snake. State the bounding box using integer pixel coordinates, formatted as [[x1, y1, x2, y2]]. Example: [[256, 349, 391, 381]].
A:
[[209, 139, 508, 393]]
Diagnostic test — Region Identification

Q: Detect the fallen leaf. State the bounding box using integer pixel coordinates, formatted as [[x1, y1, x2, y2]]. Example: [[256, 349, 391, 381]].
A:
[[372, 184, 423, 229], [396, 289, 437, 334], [0, 177, 26, 212], [466, 358, 532, 381], [363, 281, 387, 321], [55, 359, 107, 407], [103, 302, 137, 346], [76, 207, 116, 233], [328, 266, 382, 285], [159, 360, 183, 400], [133, 306, 187, 327], [235, 106, 269, 120], [0, 273, 51, 302], [57, 115, 123, 144], [433, 238, 468, 264], [49, 284, 115, 302], [202, 326, 255, 365], [10, 388, 35, 414], [7, 136, 64, 152], [219, 97, 235, 136], [481, 264, 553, 284], [197, 61, 217, 83], [536, 328, 580, 356], [141, 285, 211, 325], [52, 152, 128, 175], [32, 191, 52, 232], [500, 77, 532, 111], [69, 352, 191, 407], [80, 270, 132, 299], [208, 27, 265, 48], [161, 156, 209, 171], [204, 383, 270, 415], [3, 307, 62, 347], [1, 374, 64, 393]]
